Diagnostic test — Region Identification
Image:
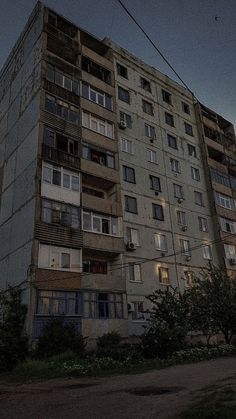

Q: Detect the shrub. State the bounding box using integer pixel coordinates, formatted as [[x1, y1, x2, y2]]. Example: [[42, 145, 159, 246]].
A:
[[165, 344, 236, 366], [36, 318, 86, 358], [0, 288, 28, 371], [96, 331, 122, 352]]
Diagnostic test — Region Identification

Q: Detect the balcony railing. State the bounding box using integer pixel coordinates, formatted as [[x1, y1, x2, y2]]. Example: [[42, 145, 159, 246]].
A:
[[42, 144, 80, 170]]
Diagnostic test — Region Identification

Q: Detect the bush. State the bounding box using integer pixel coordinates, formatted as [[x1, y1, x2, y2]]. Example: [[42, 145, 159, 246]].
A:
[[0, 289, 28, 371], [165, 344, 236, 366], [36, 318, 86, 358], [96, 331, 122, 352]]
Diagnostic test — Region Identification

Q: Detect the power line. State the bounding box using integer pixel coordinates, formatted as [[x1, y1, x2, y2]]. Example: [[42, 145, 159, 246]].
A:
[[116, 0, 194, 95]]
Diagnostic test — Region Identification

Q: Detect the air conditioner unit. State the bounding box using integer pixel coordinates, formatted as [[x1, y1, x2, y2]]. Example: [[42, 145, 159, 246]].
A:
[[178, 198, 184, 204], [182, 225, 188, 232], [119, 120, 127, 129], [126, 241, 136, 251], [185, 255, 191, 262], [229, 258, 236, 265], [127, 303, 135, 312]]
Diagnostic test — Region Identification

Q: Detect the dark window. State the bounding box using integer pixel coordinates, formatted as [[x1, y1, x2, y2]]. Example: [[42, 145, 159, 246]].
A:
[[125, 196, 138, 213], [37, 290, 80, 315], [123, 166, 135, 183], [98, 293, 109, 318], [117, 63, 128, 79], [162, 90, 172, 105], [140, 77, 151, 92], [120, 111, 132, 128], [142, 100, 153, 115], [82, 186, 104, 199], [194, 191, 204, 206], [152, 204, 164, 220], [167, 134, 177, 149], [42, 199, 80, 229], [184, 122, 193, 136], [165, 112, 174, 127], [45, 94, 79, 124], [150, 175, 161, 192], [182, 102, 190, 114], [81, 56, 111, 84], [118, 86, 130, 103], [46, 64, 79, 95], [145, 123, 156, 139], [204, 125, 218, 140], [174, 183, 184, 199], [188, 144, 196, 157], [83, 260, 107, 274]]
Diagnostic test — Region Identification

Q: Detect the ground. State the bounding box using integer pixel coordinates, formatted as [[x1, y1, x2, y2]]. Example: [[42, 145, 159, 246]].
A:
[[0, 357, 236, 419]]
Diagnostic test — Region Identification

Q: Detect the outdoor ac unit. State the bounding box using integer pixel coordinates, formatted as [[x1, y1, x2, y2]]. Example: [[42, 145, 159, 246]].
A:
[[229, 258, 236, 265], [126, 241, 136, 251], [182, 225, 188, 232], [119, 120, 127, 129], [127, 303, 135, 312], [178, 198, 184, 204]]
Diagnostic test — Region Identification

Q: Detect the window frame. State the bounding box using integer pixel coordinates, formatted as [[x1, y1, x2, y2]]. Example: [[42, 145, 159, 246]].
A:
[[152, 204, 164, 221], [159, 267, 169, 285], [125, 195, 138, 214]]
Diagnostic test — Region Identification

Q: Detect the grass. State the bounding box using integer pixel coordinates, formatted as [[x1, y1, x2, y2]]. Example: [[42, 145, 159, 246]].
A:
[[180, 383, 236, 419]]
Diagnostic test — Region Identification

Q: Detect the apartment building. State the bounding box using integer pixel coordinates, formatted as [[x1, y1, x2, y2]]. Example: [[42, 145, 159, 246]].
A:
[[0, 2, 235, 342]]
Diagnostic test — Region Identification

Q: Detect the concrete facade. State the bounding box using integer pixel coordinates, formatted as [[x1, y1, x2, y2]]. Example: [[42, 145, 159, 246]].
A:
[[0, 2, 235, 342]]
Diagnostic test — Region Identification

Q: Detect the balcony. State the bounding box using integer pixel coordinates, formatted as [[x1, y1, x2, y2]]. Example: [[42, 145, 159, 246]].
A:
[[34, 267, 82, 289], [81, 273, 125, 292], [42, 144, 80, 170], [82, 192, 122, 216], [80, 159, 119, 185], [35, 221, 82, 248], [83, 231, 124, 255]]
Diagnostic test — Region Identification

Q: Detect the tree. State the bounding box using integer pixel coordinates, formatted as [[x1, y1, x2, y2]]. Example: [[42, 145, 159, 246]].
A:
[[0, 288, 28, 371], [187, 265, 236, 344], [141, 287, 190, 359]]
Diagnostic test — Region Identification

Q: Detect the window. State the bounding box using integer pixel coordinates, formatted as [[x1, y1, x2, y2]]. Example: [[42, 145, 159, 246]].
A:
[[120, 111, 132, 128], [198, 217, 208, 232], [82, 111, 114, 139], [47, 12, 77, 38], [188, 144, 196, 157], [184, 122, 193, 136], [177, 210, 187, 226], [180, 239, 191, 256], [45, 94, 79, 124], [152, 204, 164, 220], [82, 56, 111, 84], [145, 123, 156, 139], [167, 134, 177, 149], [118, 86, 130, 103], [42, 199, 80, 229], [150, 175, 161, 192], [165, 112, 174, 127], [170, 158, 180, 173], [46, 64, 79, 95], [37, 290, 80, 315], [82, 143, 114, 168], [42, 163, 80, 191], [83, 260, 107, 274], [129, 264, 142, 282], [83, 292, 123, 319], [202, 245, 212, 260], [191, 167, 200, 181], [142, 100, 153, 115], [220, 217, 236, 234], [131, 302, 144, 321], [211, 170, 230, 188], [82, 186, 104, 199], [117, 63, 128, 78], [224, 244, 236, 259], [125, 196, 138, 213], [38, 244, 80, 272], [140, 77, 151, 92], [123, 166, 136, 183], [127, 227, 140, 246], [184, 271, 193, 288], [147, 149, 157, 163], [215, 192, 235, 210], [182, 102, 190, 114], [43, 127, 79, 155], [121, 138, 133, 154], [155, 233, 167, 252], [82, 82, 112, 110], [174, 183, 184, 199], [159, 267, 169, 285], [162, 90, 172, 105], [82, 211, 119, 235], [194, 191, 204, 206]]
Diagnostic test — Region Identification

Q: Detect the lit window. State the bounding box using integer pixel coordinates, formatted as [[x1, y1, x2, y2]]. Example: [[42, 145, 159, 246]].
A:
[[184, 271, 193, 287], [159, 267, 169, 285]]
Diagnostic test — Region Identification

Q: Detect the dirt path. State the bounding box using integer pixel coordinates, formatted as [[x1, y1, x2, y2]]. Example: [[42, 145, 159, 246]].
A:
[[0, 357, 236, 419]]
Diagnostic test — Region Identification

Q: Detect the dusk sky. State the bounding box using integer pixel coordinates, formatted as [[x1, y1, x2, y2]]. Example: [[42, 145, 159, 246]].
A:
[[1, 0, 236, 125]]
